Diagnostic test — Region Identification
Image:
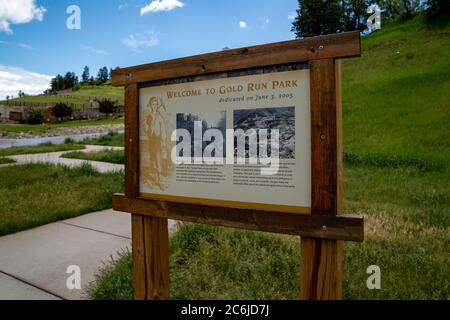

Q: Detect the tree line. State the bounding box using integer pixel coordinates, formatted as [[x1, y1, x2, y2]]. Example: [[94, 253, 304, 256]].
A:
[[292, 0, 449, 38], [49, 66, 118, 92]]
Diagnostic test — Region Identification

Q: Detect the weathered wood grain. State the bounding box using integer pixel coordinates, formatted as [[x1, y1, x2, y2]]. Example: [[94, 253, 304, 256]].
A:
[[131, 214, 146, 300], [131, 214, 170, 300], [309, 59, 338, 215], [143, 216, 170, 300], [300, 238, 343, 299], [124, 83, 139, 197], [300, 59, 345, 300]]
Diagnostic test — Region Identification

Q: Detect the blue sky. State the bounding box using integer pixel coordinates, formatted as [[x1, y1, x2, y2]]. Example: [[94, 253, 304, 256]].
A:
[[0, 0, 299, 98]]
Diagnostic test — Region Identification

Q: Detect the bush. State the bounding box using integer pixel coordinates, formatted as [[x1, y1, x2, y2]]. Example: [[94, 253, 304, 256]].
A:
[[98, 98, 117, 114], [52, 102, 73, 120], [28, 109, 44, 125]]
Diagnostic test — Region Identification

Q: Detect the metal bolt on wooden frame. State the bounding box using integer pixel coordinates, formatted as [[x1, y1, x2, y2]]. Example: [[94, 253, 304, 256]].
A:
[[112, 31, 364, 300]]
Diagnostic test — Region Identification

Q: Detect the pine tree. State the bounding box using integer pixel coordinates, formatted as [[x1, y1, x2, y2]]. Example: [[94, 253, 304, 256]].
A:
[[378, 0, 421, 19], [291, 0, 343, 38], [342, 0, 368, 32], [96, 66, 109, 84], [51, 75, 65, 91], [63, 72, 78, 89], [82, 66, 90, 83]]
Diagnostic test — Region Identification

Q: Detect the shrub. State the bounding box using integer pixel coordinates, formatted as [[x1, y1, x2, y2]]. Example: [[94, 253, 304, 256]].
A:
[[28, 109, 44, 125], [52, 102, 73, 120], [98, 98, 117, 114]]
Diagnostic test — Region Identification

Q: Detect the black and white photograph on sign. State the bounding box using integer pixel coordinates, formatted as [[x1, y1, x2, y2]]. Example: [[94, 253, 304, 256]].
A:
[[176, 111, 227, 158], [233, 106, 296, 159]]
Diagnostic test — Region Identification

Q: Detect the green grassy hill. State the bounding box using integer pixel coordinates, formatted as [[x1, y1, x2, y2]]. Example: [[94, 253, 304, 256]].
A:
[[342, 15, 450, 163], [1, 84, 124, 109]]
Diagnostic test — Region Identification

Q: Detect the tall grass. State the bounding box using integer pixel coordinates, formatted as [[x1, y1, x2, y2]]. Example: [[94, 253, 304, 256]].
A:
[[62, 149, 125, 164], [79, 132, 125, 147], [0, 158, 15, 165], [88, 224, 300, 300], [0, 163, 124, 235]]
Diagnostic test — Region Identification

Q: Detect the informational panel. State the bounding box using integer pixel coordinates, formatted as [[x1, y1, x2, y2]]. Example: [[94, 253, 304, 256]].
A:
[[139, 69, 311, 213]]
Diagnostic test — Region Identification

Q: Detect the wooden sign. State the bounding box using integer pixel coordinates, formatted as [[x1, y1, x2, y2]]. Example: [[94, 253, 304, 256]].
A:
[[112, 31, 364, 300]]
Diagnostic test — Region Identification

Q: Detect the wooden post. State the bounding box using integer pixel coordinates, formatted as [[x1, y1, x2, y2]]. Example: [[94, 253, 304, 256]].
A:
[[124, 83, 139, 198], [300, 59, 344, 300], [125, 83, 170, 300], [131, 215, 170, 300]]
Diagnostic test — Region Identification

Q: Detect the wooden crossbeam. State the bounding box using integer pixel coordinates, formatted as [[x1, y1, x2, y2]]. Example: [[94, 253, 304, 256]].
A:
[[112, 31, 361, 86], [113, 194, 364, 242]]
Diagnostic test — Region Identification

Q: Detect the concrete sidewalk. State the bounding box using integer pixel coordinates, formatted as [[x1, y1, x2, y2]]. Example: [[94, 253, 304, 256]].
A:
[[0, 209, 177, 300]]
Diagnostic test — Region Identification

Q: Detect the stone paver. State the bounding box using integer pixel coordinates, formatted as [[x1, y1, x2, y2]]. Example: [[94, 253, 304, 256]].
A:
[[3, 145, 124, 173]]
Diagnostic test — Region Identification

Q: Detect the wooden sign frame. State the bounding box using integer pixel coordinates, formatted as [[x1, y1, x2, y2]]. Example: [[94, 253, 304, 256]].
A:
[[112, 31, 364, 300]]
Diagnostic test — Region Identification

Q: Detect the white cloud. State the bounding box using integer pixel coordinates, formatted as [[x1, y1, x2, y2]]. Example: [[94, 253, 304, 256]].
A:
[[239, 21, 247, 29], [140, 0, 184, 16], [19, 43, 33, 49], [288, 12, 296, 20], [0, 40, 8, 44], [82, 45, 108, 55], [262, 18, 269, 28], [123, 32, 159, 53], [0, 0, 46, 34], [0, 65, 53, 99], [118, 3, 128, 10]]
